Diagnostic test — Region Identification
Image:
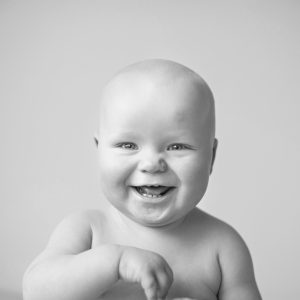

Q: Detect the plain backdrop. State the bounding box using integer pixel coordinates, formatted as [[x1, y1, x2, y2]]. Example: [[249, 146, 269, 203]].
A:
[[1, 1, 299, 299]]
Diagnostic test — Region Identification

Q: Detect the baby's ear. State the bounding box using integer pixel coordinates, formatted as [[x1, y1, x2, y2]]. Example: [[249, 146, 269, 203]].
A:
[[94, 133, 99, 147], [210, 138, 218, 174]]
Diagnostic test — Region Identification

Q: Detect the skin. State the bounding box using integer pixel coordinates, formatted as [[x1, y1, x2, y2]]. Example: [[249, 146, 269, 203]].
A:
[[23, 59, 262, 300]]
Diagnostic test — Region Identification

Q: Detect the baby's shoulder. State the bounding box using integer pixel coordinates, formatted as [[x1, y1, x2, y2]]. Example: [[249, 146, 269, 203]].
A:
[[46, 209, 106, 254], [191, 210, 261, 298], [191, 209, 250, 256], [193, 209, 254, 278], [56, 209, 104, 231]]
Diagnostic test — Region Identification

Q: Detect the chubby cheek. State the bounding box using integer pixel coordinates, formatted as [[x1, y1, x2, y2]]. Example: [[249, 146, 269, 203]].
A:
[[175, 156, 211, 204], [98, 151, 131, 196]]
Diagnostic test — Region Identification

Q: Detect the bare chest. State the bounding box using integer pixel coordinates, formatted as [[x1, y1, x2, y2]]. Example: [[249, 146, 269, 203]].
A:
[[96, 242, 220, 300], [99, 270, 219, 300], [91, 211, 221, 299]]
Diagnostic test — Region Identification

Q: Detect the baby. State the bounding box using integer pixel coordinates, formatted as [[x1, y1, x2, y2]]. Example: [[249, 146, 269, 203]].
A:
[[23, 59, 262, 300]]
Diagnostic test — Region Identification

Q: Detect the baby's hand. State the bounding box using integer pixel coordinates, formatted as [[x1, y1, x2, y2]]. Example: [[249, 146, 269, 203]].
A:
[[119, 247, 173, 300]]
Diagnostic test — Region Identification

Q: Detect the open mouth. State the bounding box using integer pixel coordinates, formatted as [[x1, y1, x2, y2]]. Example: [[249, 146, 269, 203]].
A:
[[133, 185, 174, 198]]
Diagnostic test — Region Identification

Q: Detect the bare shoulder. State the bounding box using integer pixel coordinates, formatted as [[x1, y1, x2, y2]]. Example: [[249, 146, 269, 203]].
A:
[[46, 209, 105, 254], [191, 209, 251, 251], [198, 209, 249, 249], [193, 209, 262, 300], [188, 209, 244, 243], [25, 210, 107, 275]]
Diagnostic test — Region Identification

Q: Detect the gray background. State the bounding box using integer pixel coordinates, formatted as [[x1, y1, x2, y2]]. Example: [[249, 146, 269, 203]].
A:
[[1, 1, 299, 299]]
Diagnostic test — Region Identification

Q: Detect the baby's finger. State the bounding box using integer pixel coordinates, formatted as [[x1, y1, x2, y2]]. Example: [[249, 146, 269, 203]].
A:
[[141, 272, 158, 300], [155, 270, 173, 299]]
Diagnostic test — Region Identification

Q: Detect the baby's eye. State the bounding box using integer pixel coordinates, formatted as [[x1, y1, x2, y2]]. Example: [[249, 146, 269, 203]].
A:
[[117, 142, 138, 150], [167, 144, 189, 151]]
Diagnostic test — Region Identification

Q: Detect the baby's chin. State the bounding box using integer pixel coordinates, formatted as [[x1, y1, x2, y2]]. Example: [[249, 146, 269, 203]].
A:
[[126, 208, 185, 229]]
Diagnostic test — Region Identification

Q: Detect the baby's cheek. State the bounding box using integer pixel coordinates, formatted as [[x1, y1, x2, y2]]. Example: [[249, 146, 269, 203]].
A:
[[99, 154, 132, 189], [184, 161, 210, 194], [99, 151, 119, 173], [98, 158, 118, 187]]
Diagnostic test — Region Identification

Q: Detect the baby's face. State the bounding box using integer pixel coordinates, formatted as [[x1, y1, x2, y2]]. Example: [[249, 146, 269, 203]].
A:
[[97, 71, 215, 227]]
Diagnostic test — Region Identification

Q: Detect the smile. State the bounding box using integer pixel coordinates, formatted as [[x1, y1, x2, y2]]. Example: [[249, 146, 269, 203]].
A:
[[132, 185, 175, 199]]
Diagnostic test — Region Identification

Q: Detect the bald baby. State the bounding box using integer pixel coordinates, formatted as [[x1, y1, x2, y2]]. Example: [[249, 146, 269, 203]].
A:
[[23, 59, 261, 300]]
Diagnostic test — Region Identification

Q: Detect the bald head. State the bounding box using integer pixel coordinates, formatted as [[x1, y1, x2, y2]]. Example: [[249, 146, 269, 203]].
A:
[[99, 59, 216, 143], [104, 59, 213, 100], [112, 59, 203, 82]]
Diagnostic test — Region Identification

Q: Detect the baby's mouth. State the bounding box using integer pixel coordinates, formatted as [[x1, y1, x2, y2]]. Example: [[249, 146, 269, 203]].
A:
[[133, 185, 174, 198]]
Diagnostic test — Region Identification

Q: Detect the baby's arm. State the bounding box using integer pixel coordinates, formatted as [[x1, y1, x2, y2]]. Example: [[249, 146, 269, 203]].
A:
[[217, 225, 262, 300], [23, 212, 173, 300]]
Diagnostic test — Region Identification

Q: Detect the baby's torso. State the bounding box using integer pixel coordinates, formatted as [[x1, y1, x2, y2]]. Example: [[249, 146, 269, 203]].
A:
[[90, 209, 221, 300], [99, 279, 217, 300], [99, 259, 220, 300]]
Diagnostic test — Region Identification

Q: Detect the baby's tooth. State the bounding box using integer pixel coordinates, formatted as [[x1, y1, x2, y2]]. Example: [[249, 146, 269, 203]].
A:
[[140, 193, 161, 198]]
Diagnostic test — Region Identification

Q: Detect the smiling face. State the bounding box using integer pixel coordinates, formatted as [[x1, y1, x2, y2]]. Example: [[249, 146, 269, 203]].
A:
[[97, 60, 216, 227]]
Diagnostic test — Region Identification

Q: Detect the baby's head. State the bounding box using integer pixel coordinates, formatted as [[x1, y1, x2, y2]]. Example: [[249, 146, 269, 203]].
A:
[[96, 59, 217, 227]]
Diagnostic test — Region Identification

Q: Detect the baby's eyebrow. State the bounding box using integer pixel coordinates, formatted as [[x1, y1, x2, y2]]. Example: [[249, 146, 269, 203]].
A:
[[108, 131, 140, 140]]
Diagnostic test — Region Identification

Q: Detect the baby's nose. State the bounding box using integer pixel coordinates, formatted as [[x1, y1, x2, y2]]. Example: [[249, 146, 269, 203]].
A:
[[138, 154, 168, 174]]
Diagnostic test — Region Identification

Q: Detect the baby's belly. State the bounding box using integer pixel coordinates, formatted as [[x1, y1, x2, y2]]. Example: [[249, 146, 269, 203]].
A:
[[99, 281, 146, 300], [99, 280, 217, 300]]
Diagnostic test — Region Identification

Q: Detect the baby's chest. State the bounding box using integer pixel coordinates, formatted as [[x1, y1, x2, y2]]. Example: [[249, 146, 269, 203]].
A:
[[167, 255, 221, 299], [91, 216, 221, 299], [100, 256, 220, 300]]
